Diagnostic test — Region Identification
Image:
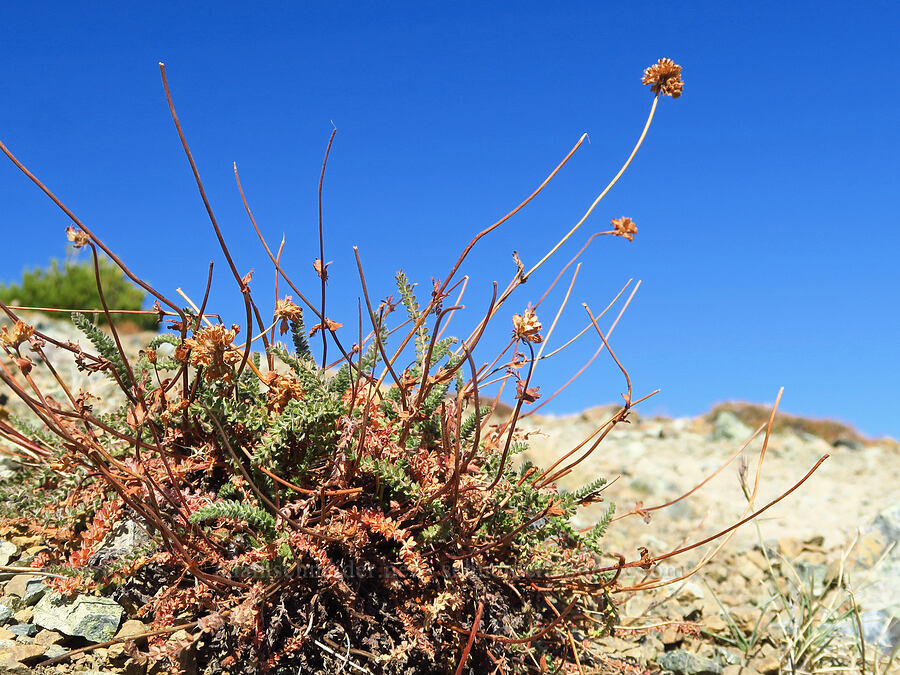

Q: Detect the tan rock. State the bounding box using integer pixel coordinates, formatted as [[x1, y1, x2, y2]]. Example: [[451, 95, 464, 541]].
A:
[[855, 532, 886, 567], [0, 654, 30, 675], [824, 558, 844, 587], [33, 628, 63, 646], [676, 581, 705, 602], [3, 576, 36, 599], [623, 595, 651, 618], [729, 604, 759, 631], [723, 666, 762, 675], [109, 619, 148, 660], [0, 639, 45, 665], [804, 535, 825, 548], [12, 608, 32, 623], [745, 548, 770, 572], [0, 627, 14, 640], [661, 627, 683, 646], [799, 550, 826, 565], [7, 537, 40, 549], [735, 556, 765, 582], [753, 656, 781, 674], [0, 597, 20, 612], [115, 619, 149, 639], [778, 537, 802, 559], [704, 613, 728, 632]]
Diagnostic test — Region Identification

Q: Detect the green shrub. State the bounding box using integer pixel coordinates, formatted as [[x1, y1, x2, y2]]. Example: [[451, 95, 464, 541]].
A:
[[0, 255, 157, 331]]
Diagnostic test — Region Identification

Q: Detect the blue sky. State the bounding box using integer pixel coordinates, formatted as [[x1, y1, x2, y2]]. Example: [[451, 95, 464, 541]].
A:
[[1, 2, 898, 438]]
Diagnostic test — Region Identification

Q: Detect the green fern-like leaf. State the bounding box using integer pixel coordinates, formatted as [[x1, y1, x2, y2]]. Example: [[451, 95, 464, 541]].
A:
[[567, 476, 609, 506], [71, 312, 131, 385], [459, 406, 491, 443], [290, 317, 311, 359], [269, 344, 325, 396], [360, 456, 421, 501], [189, 500, 277, 541], [148, 333, 182, 349], [395, 270, 430, 362]]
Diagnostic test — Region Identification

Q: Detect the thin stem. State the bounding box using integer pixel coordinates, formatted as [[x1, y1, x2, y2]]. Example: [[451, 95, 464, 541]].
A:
[[317, 126, 337, 369], [525, 95, 659, 279]]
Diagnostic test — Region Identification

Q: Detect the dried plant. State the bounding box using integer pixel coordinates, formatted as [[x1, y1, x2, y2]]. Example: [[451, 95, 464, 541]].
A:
[[0, 59, 828, 674]]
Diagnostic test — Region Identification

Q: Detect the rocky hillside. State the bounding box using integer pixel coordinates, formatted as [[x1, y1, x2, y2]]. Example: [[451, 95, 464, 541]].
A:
[[516, 406, 900, 672]]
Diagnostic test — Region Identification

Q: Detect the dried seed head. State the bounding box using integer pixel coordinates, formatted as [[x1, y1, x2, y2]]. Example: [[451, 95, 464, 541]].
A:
[[65, 226, 91, 248], [177, 324, 242, 382], [512, 306, 543, 343], [265, 373, 305, 414], [274, 296, 303, 335], [0, 321, 35, 349], [611, 217, 638, 242], [309, 318, 342, 337], [641, 58, 684, 98]]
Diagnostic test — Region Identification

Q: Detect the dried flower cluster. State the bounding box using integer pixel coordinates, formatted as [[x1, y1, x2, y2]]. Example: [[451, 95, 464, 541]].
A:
[[174, 323, 242, 381], [611, 216, 638, 241], [0, 320, 33, 349], [642, 57, 684, 98], [512, 305, 543, 343], [273, 295, 303, 334]]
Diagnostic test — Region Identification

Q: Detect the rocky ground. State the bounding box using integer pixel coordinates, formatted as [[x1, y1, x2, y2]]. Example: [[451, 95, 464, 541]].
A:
[[0, 315, 897, 673], [518, 407, 900, 673]]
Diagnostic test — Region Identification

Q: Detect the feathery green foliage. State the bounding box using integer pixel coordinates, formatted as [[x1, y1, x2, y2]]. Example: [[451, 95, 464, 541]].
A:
[[189, 500, 277, 541], [290, 317, 311, 359], [71, 311, 131, 385]]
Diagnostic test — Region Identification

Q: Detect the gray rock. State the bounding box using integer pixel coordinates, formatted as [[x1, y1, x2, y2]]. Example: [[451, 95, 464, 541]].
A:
[[657, 649, 723, 675], [0, 457, 18, 481], [873, 503, 900, 545], [3, 576, 43, 606], [42, 644, 68, 660], [0, 542, 16, 567], [20, 580, 44, 607], [32, 592, 124, 643], [0, 605, 12, 624], [711, 411, 752, 442], [90, 519, 153, 566], [833, 437, 864, 451], [710, 646, 741, 666], [5, 624, 35, 637]]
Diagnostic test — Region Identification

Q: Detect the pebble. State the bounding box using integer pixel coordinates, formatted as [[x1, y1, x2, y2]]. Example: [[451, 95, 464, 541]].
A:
[[657, 648, 722, 674], [33, 628, 63, 645], [752, 656, 780, 674], [0, 542, 17, 567], [0, 639, 45, 664], [42, 644, 69, 660], [6, 624, 35, 637], [704, 613, 728, 632], [722, 667, 762, 675]]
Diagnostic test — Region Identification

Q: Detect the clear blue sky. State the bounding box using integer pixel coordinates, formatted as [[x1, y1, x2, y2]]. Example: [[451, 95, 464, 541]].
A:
[[2, 2, 898, 438]]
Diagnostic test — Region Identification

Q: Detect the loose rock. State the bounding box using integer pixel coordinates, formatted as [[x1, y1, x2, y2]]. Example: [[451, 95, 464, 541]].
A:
[[32, 593, 124, 643], [657, 648, 723, 674]]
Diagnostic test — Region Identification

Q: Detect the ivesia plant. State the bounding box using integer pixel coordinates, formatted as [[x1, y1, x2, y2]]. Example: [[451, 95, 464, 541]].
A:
[[0, 59, 828, 673]]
